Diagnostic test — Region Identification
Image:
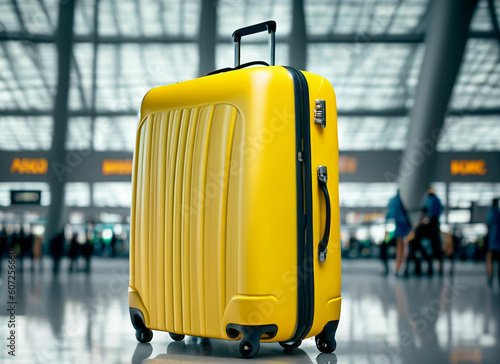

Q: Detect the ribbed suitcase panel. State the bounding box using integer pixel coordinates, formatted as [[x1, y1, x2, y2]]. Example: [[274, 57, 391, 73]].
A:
[[132, 104, 239, 337], [204, 105, 238, 336]]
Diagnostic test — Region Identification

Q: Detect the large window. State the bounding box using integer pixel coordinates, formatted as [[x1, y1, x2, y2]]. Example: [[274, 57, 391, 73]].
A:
[[93, 182, 132, 207]]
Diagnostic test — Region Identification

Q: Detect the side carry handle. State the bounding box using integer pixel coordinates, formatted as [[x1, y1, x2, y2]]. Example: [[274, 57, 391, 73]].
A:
[[232, 20, 276, 67], [317, 166, 331, 263]]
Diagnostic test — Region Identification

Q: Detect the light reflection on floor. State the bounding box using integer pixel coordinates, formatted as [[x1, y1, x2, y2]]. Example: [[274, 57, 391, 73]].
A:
[[0, 258, 499, 363]]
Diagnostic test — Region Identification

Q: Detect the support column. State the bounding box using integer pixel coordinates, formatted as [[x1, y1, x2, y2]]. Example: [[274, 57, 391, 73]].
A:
[[89, 0, 100, 209], [445, 182, 450, 224], [398, 0, 478, 212], [289, 0, 307, 70], [197, 0, 217, 77], [46, 0, 76, 241]]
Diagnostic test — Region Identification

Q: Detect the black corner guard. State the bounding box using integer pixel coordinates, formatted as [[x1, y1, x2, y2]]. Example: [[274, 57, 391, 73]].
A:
[[129, 307, 148, 331], [319, 320, 339, 343], [226, 323, 278, 340]]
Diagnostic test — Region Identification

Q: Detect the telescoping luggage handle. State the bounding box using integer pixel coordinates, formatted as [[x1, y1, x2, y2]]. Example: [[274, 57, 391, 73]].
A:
[[232, 20, 276, 67], [317, 166, 331, 263]]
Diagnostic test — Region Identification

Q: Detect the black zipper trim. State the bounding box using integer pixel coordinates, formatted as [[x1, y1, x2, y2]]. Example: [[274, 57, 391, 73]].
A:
[[283, 66, 315, 343]]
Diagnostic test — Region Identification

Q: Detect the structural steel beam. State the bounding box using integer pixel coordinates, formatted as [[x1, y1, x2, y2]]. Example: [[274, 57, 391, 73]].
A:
[[289, 0, 307, 70], [1, 31, 498, 44], [90, 0, 100, 150], [398, 0, 478, 211], [197, 0, 217, 76], [46, 0, 76, 241], [2, 107, 500, 118]]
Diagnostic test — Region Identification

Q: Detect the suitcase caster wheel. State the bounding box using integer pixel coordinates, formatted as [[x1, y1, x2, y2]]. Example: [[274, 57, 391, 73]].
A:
[[136, 329, 153, 343], [169, 333, 185, 341], [279, 340, 302, 351], [239, 340, 259, 358], [315, 335, 336, 353]]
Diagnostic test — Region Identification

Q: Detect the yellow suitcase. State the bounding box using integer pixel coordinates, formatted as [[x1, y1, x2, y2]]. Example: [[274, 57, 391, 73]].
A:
[[129, 21, 341, 358]]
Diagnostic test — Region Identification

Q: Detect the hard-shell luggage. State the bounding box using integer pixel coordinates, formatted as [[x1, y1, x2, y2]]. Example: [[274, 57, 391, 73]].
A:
[[129, 21, 341, 358]]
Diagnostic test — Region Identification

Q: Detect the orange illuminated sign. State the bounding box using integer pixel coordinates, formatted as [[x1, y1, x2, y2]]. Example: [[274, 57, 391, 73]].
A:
[[10, 158, 48, 174], [450, 160, 487, 176], [339, 156, 357, 174], [102, 159, 133, 175]]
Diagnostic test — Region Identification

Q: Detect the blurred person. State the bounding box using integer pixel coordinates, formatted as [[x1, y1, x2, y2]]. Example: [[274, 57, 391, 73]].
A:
[[17, 226, 27, 272], [0, 225, 6, 254], [423, 189, 444, 275], [49, 229, 65, 275], [68, 232, 80, 272], [386, 190, 412, 277], [33, 233, 43, 272], [82, 228, 94, 273], [405, 208, 432, 277], [9, 226, 21, 257], [0, 225, 7, 274], [348, 231, 360, 258], [443, 226, 461, 276], [486, 198, 500, 285], [110, 231, 118, 258], [21, 225, 34, 272]]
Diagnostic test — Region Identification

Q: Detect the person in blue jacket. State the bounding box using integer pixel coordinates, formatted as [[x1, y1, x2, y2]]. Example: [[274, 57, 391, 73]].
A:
[[423, 189, 443, 275], [386, 190, 412, 277], [486, 198, 500, 284]]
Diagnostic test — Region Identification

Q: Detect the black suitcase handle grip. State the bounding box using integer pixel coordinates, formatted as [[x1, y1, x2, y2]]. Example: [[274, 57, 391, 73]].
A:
[[232, 20, 276, 41], [317, 166, 331, 263], [232, 20, 276, 67]]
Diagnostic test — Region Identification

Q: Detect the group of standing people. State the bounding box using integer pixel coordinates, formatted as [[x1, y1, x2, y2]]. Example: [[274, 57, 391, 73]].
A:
[[384, 190, 500, 281], [0, 225, 43, 272], [486, 198, 500, 284], [0, 224, 95, 275], [48, 227, 95, 274], [384, 189, 448, 277]]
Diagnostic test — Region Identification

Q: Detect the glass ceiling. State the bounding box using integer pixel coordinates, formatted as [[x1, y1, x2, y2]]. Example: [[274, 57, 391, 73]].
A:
[[449, 39, 500, 110], [66, 116, 137, 151], [94, 116, 136, 151], [307, 43, 425, 111], [438, 116, 500, 151], [0, 0, 499, 153], [0, 116, 52, 150], [74, 0, 201, 37], [69, 43, 198, 112], [0, 0, 57, 34], [304, 0, 430, 35], [0, 42, 56, 110], [217, 0, 292, 37], [470, 0, 500, 32], [338, 117, 409, 150]]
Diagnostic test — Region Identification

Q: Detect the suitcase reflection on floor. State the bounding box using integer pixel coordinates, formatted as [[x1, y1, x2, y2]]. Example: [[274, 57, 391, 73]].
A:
[[131, 336, 338, 363]]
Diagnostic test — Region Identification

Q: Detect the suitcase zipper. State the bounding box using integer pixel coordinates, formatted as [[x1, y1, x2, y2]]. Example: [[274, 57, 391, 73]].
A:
[[283, 67, 315, 344]]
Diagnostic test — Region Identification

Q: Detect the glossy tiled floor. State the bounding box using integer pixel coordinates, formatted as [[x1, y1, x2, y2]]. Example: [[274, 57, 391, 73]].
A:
[[1, 258, 499, 363]]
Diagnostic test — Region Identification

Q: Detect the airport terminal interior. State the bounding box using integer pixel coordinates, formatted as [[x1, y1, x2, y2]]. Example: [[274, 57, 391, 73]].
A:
[[0, 0, 500, 363]]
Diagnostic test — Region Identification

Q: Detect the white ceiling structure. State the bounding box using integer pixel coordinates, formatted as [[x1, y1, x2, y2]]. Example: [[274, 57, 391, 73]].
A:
[[0, 0, 499, 209]]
